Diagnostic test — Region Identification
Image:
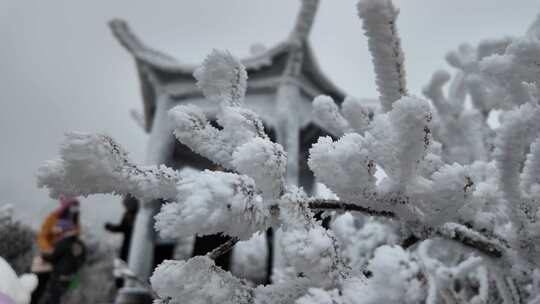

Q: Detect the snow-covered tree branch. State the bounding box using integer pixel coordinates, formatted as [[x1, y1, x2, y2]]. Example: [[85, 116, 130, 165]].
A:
[[36, 1, 540, 302], [37, 132, 179, 202], [357, 0, 407, 112]]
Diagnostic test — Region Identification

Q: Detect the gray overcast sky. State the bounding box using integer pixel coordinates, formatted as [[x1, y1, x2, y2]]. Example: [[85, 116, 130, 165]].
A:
[[0, 0, 538, 228]]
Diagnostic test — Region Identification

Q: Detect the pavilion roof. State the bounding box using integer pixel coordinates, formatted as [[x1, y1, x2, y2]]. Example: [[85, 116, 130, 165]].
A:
[[109, 0, 346, 132]]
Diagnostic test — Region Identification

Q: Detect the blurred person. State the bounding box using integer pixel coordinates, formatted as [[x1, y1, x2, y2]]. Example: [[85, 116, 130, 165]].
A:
[[40, 222, 86, 304], [30, 196, 80, 304], [104, 194, 138, 287]]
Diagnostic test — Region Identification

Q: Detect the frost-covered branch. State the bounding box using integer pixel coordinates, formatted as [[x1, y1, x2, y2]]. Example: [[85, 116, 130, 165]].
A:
[[154, 170, 270, 241], [417, 240, 488, 303], [423, 69, 491, 164], [423, 70, 455, 117], [522, 137, 540, 196], [312, 95, 373, 137], [150, 256, 254, 304], [309, 95, 474, 228], [193, 49, 248, 106], [169, 50, 286, 199], [357, 0, 407, 112], [37, 132, 179, 202], [307, 198, 505, 258], [479, 36, 540, 107], [494, 103, 540, 223], [312, 95, 351, 137], [311, 96, 434, 197], [308, 199, 395, 218], [435, 223, 504, 258], [493, 102, 540, 266]]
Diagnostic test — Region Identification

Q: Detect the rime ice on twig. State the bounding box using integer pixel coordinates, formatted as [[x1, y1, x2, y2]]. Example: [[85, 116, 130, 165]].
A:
[[312, 95, 351, 137], [435, 223, 504, 258], [493, 102, 540, 265], [232, 137, 287, 200], [522, 137, 540, 197], [150, 256, 253, 304], [417, 240, 488, 304], [310, 95, 474, 226], [306, 198, 505, 258], [308, 199, 395, 218], [169, 104, 238, 168], [494, 103, 540, 217], [423, 69, 491, 164], [295, 246, 426, 303], [37, 132, 179, 202], [169, 51, 285, 201], [357, 0, 407, 112], [312, 95, 374, 137], [193, 49, 247, 106], [154, 170, 270, 241], [309, 133, 377, 203]]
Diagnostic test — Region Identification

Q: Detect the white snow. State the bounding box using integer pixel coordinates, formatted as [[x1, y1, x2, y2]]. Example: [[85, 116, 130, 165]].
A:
[[0, 257, 37, 304]]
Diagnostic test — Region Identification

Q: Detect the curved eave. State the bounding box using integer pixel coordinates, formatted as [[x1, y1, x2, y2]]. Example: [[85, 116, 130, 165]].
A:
[[110, 19, 290, 73]]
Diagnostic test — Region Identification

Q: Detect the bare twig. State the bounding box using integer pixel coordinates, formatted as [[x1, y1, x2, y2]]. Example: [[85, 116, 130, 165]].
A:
[[207, 237, 240, 260], [308, 199, 396, 218], [435, 223, 504, 258], [122, 271, 161, 299]]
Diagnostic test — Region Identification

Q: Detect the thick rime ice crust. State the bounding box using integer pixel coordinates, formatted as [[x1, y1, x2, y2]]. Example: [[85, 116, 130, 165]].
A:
[[357, 0, 407, 112], [194, 49, 248, 106], [232, 138, 287, 199], [154, 170, 269, 240], [151, 256, 253, 304], [309, 134, 376, 201], [37, 132, 179, 201]]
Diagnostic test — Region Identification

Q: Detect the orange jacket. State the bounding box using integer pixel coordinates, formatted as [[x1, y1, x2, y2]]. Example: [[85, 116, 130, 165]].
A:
[[36, 211, 80, 253]]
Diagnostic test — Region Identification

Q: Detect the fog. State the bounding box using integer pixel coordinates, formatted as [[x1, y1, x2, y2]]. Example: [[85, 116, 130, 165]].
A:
[[0, 0, 537, 230]]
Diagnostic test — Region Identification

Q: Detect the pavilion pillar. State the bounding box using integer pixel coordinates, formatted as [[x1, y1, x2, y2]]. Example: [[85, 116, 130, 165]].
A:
[[269, 45, 306, 283], [116, 93, 175, 304], [275, 82, 301, 185], [268, 0, 319, 281]]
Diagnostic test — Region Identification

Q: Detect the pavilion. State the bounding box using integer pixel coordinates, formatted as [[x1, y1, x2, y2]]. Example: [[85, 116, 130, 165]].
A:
[[109, 0, 345, 302]]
